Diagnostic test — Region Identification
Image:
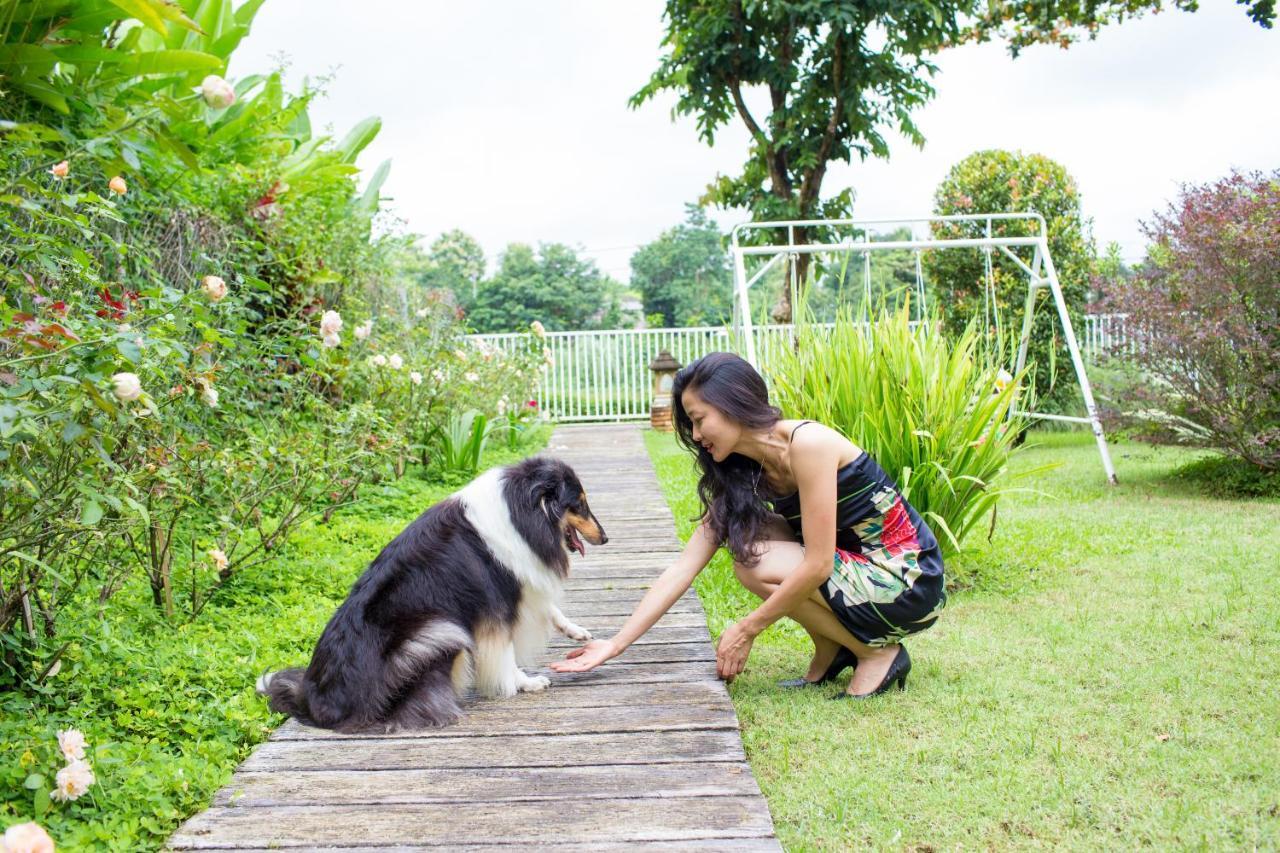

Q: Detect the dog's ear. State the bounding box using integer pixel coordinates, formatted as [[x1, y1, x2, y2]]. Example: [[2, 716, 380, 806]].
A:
[[530, 464, 566, 517]]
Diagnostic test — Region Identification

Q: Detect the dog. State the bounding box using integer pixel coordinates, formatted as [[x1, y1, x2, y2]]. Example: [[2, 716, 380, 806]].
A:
[[256, 456, 606, 732]]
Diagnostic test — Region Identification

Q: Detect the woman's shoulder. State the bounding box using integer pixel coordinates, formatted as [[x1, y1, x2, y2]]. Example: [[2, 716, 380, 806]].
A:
[[786, 420, 863, 466]]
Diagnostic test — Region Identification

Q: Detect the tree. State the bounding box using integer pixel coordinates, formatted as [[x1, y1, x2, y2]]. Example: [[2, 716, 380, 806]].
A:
[[924, 149, 1094, 406], [630, 205, 732, 327], [633, 0, 1275, 321], [466, 243, 621, 332], [423, 230, 486, 300]]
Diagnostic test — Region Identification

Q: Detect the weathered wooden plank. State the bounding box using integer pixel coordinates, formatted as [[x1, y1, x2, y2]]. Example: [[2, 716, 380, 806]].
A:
[[565, 588, 698, 605], [565, 577, 661, 590], [567, 564, 673, 579], [547, 624, 710, 646], [212, 761, 763, 807], [456, 679, 727, 710], [573, 550, 691, 563], [273, 701, 735, 741], [242, 729, 747, 772], [567, 598, 703, 618], [169, 797, 776, 849], [564, 610, 708, 631], [535, 641, 712, 667], [545, 660, 722, 687], [221, 842, 779, 853]]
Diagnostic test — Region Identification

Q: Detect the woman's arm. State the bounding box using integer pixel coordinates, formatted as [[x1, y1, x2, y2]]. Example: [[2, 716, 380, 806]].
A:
[[715, 429, 840, 679], [549, 520, 720, 672]]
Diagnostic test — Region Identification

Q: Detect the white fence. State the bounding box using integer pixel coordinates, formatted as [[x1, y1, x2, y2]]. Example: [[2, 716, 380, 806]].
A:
[[470, 313, 1130, 423]]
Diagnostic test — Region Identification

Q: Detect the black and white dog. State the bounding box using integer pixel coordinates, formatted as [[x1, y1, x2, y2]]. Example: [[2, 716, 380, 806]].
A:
[[257, 456, 606, 732]]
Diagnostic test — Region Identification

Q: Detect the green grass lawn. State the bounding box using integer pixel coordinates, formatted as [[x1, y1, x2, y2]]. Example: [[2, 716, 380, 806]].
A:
[[644, 428, 1280, 850]]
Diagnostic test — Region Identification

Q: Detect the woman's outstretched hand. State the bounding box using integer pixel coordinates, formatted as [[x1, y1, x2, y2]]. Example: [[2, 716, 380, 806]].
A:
[[716, 621, 756, 681], [549, 639, 618, 673]]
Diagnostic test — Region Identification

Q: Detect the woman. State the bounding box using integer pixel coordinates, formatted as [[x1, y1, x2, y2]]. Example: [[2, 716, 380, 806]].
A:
[[550, 352, 945, 698]]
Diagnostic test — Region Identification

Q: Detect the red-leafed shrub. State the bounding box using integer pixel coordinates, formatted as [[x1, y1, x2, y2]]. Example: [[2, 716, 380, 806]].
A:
[[1099, 171, 1280, 471]]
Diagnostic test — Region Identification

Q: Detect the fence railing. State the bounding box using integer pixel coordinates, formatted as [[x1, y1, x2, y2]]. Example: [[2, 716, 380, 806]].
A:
[[469, 313, 1130, 423]]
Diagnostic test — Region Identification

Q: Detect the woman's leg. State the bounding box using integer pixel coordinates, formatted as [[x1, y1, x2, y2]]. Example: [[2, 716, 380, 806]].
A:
[[734, 539, 901, 693]]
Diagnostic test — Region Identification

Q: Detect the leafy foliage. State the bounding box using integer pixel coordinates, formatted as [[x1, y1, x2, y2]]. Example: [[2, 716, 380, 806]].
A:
[[465, 242, 624, 332], [633, 0, 1273, 320], [1097, 171, 1280, 471], [630, 205, 732, 327], [924, 150, 1095, 407], [761, 300, 1034, 557]]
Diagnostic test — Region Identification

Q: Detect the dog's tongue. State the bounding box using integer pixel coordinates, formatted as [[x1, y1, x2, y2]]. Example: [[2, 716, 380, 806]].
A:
[[568, 528, 586, 556]]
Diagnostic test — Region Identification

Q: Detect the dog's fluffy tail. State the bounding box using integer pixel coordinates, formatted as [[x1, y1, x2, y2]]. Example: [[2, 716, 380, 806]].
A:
[[256, 668, 312, 723]]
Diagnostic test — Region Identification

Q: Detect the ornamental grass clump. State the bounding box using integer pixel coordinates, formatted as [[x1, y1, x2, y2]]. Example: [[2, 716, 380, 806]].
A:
[[762, 301, 1034, 556]]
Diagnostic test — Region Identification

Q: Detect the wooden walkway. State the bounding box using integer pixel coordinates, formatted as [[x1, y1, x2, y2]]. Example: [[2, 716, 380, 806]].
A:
[[169, 423, 781, 851]]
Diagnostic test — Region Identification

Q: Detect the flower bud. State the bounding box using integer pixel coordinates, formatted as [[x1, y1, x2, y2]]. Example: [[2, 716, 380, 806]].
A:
[[201, 75, 237, 109]]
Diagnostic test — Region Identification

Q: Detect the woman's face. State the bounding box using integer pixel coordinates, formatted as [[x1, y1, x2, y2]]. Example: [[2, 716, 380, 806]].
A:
[[681, 387, 740, 463]]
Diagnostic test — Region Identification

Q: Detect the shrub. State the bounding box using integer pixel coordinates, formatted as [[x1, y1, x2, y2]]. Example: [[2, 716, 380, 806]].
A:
[[1097, 171, 1280, 471]]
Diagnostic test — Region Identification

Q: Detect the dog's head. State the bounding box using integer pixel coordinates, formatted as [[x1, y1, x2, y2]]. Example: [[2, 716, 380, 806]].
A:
[[503, 457, 607, 573]]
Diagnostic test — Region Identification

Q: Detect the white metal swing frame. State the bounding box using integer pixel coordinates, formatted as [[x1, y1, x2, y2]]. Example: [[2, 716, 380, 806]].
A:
[[729, 213, 1119, 484]]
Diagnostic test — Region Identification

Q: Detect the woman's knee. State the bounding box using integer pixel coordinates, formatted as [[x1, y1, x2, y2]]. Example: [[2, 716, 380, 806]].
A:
[[733, 539, 806, 596], [733, 558, 773, 597]]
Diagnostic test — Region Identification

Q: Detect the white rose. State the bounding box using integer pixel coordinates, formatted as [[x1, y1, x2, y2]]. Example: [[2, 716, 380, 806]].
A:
[[321, 331, 341, 348], [202, 275, 228, 302], [57, 728, 87, 762], [371, 354, 387, 367], [409, 371, 423, 385], [319, 310, 343, 337], [2, 822, 55, 853], [388, 354, 403, 370], [530, 320, 546, 338], [50, 759, 95, 802], [200, 74, 236, 109], [111, 372, 142, 402], [354, 320, 372, 341]]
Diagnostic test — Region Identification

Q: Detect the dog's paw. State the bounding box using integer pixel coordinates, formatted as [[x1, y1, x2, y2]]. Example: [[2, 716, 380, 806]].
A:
[[561, 622, 593, 642], [517, 674, 551, 693]]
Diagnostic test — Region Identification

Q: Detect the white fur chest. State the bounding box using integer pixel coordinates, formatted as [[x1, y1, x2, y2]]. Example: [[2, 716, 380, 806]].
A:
[[457, 467, 563, 605]]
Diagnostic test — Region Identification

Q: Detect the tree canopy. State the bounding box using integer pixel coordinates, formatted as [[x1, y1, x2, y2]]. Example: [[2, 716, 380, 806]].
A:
[[465, 242, 624, 332], [633, 0, 1274, 320], [630, 205, 732, 327]]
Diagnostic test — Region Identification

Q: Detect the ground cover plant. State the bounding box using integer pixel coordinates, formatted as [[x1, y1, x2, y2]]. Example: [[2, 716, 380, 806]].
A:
[[0, 433, 549, 849]]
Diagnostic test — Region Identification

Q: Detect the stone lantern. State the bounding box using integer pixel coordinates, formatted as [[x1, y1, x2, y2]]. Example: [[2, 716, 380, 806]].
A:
[[648, 350, 682, 432]]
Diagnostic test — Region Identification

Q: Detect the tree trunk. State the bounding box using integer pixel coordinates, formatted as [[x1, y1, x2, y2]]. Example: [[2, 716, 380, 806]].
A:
[[149, 520, 174, 619], [770, 227, 812, 323]]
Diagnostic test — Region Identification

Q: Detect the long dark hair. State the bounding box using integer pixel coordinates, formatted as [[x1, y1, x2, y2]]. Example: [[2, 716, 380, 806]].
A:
[[671, 351, 781, 567]]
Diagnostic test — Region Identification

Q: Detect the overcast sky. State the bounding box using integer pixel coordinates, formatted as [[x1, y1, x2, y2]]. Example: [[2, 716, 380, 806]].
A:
[[232, 1, 1278, 282]]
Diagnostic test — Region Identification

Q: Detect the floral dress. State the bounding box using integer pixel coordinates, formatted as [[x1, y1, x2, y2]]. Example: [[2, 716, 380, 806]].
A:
[[767, 424, 946, 647]]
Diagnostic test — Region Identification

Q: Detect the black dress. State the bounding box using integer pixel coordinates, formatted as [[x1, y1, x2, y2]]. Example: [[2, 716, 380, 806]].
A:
[[767, 422, 946, 646]]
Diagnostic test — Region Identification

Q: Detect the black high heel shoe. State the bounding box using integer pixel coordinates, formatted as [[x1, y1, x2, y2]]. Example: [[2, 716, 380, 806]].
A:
[[832, 644, 910, 700], [778, 646, 858, 689]]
